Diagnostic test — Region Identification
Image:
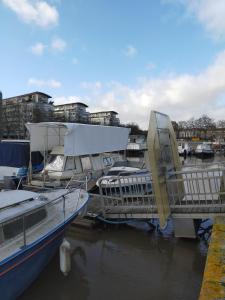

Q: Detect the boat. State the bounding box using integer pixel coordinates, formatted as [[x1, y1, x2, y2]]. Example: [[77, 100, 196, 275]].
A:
[[0, 188, 89, 300], [177, 141, 192, 156], [95, 166, 152, 195], [26, 122, 130, 189], [0, 140, 43, 186], [194, 143, 214, 158]]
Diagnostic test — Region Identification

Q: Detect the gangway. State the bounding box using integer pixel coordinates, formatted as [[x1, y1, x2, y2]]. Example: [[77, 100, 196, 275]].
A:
[[88, 111, 225, 238]]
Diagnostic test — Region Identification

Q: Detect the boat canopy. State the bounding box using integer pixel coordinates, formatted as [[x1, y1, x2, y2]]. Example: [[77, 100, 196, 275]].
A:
[[26, 122, 130, 156], [0, 142, 43, 168]]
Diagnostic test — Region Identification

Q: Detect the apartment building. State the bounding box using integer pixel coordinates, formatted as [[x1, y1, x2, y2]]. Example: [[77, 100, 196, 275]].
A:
[[89, 111, 120, 126], [2, 92, 54, 138], [54, 102, 89, 123]]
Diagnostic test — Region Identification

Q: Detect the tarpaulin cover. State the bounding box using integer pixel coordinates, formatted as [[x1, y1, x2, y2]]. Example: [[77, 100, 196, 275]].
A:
[[0, 142, 43, 167], [26, 122, 130, 156]]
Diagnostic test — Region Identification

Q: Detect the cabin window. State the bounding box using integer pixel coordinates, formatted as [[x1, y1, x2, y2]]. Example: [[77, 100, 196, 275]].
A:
[[3, 208, 47, 241], [81, 156, 92, 170], [65, 157, 76, 170], [103, 157, 113, 167], [46, 155, 64, 171]]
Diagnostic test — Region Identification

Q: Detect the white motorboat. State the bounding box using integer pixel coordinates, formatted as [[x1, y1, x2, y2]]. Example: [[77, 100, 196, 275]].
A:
[[177, 141, 191, 156], [95, 166, 152, 195], [194, 143, 214, 158]]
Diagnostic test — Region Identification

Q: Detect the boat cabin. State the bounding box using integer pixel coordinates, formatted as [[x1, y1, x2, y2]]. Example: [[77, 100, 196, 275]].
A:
[[0, 190, 47, 245], [26, 122, 130, 185]]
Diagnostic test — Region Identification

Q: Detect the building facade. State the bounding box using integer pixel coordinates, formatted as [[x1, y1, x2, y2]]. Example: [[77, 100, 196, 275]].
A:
[[2, 92, 54, 138], [89, 111, 120, 126], [54, 102, 90, 123]]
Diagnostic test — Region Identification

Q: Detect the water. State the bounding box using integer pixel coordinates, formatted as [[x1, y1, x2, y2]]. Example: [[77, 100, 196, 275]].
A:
[[19, 225, 208, 300], [20, 155, 221, 300]]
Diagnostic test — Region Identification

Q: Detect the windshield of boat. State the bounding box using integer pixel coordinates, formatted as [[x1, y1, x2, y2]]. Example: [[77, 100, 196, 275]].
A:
[[45, 155, 64, 171], [107, 170, 122, 176]]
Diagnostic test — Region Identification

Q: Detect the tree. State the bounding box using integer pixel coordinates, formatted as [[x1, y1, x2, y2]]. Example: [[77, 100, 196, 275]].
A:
[[124, 122, 146, 135], [217, 120, 225, 128], [194, 114, 216, 130]]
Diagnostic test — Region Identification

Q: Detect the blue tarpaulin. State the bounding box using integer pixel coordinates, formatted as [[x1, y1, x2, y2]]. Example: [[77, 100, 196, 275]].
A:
[[0, 142, 43, 168]]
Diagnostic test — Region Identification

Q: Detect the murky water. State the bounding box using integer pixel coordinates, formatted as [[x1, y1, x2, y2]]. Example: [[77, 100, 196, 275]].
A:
[[20, 155, 223, 300], [19, 224, 208, 300]]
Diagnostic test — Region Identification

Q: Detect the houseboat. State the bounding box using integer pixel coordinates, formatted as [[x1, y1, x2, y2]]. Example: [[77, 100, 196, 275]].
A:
[[26, 122, 130, 188], [0, 188, 89, 300]]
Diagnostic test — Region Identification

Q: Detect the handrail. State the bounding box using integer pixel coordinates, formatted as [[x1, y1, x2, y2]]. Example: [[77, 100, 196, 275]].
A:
[[0, 188, 86, 252]]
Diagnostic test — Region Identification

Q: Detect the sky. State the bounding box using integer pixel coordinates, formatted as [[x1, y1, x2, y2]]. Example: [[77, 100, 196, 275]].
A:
[[1, 0, 225, 128]]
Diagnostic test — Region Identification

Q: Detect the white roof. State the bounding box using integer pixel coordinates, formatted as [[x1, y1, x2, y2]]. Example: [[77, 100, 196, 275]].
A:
[[0, 190, 38, 209], [26, 122, 130, 156]]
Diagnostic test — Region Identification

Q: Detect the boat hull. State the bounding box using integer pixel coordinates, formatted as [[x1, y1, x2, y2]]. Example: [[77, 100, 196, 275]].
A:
[[0, 227, 64, 300], [194, 152, 214, 158], [0, 225, 65, 300]]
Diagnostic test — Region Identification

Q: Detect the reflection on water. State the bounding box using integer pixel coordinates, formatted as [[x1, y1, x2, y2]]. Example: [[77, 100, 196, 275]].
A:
[[20, 226, 207, 300]]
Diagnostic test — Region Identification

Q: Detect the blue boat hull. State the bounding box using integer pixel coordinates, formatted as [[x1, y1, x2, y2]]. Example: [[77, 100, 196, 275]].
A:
[[0, 226, 65, 300]]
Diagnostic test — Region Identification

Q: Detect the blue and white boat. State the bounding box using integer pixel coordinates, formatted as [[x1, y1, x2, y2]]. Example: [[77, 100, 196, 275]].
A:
[[0, 140, 43, 183], [0, 188, 89, 300]]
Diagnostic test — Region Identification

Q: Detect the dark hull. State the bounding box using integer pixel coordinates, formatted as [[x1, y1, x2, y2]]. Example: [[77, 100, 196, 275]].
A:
[[194, 152, 214, 158]]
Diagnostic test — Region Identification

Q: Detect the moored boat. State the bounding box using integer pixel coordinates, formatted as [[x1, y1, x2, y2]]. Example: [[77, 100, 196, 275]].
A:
[[26, 122, 129, 188], [194, 143, 214, 158], [95, 166, 152, 195], [0, 188, 89, 300]]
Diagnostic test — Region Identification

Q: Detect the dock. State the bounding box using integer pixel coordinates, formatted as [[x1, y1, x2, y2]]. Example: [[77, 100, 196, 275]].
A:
[[199, 217, 225, 300]]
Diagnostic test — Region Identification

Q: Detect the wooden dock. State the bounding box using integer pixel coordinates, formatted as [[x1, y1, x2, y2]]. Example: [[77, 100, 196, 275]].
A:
[[199, 216, 225, 300]]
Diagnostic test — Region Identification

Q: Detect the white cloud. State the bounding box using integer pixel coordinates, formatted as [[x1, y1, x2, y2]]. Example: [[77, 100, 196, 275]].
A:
[[2, 0, 59, 28], [85, 50, 225, 128], [124, 45, 138, 58], [28, 77, 61, 88], [51, 37, 66, 52], [164, 0, 225, 40], [30, 42, 46, 55]]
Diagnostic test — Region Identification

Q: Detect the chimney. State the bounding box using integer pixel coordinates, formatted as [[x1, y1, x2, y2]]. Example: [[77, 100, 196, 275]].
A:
[[0, 91, 2, 141]]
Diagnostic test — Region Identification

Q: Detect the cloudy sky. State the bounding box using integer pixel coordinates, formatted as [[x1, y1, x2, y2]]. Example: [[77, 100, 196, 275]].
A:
[[1, 0, 225, 128]]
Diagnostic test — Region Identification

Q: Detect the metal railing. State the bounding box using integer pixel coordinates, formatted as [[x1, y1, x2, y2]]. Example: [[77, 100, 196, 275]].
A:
[[98, 173, 156, 213], [96, 165, 225, 217], [0, 188, 85, 260], [167, 167, 225, 213]]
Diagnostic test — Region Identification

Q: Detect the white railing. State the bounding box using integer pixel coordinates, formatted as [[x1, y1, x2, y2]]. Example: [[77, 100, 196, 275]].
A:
[[167, 167, 225, 212], [0, 188, 85, 257]]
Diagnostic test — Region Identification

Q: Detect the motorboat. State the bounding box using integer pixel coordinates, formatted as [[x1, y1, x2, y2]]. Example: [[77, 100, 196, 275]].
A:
[[194, 143, 214, 158], [26, 122, 130, 188], [95, 166, 152, 195], [0, 140, 43, 184], [177, 141, 191, 156], [0, 188, 89, 300]]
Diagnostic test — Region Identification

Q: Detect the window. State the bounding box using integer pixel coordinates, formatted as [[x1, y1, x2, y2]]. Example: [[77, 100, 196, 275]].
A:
[[65, 156, 76, 170], [3, 208, 47, 241], [103, 157, 113, 167], [81, 156, 91, 170]]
